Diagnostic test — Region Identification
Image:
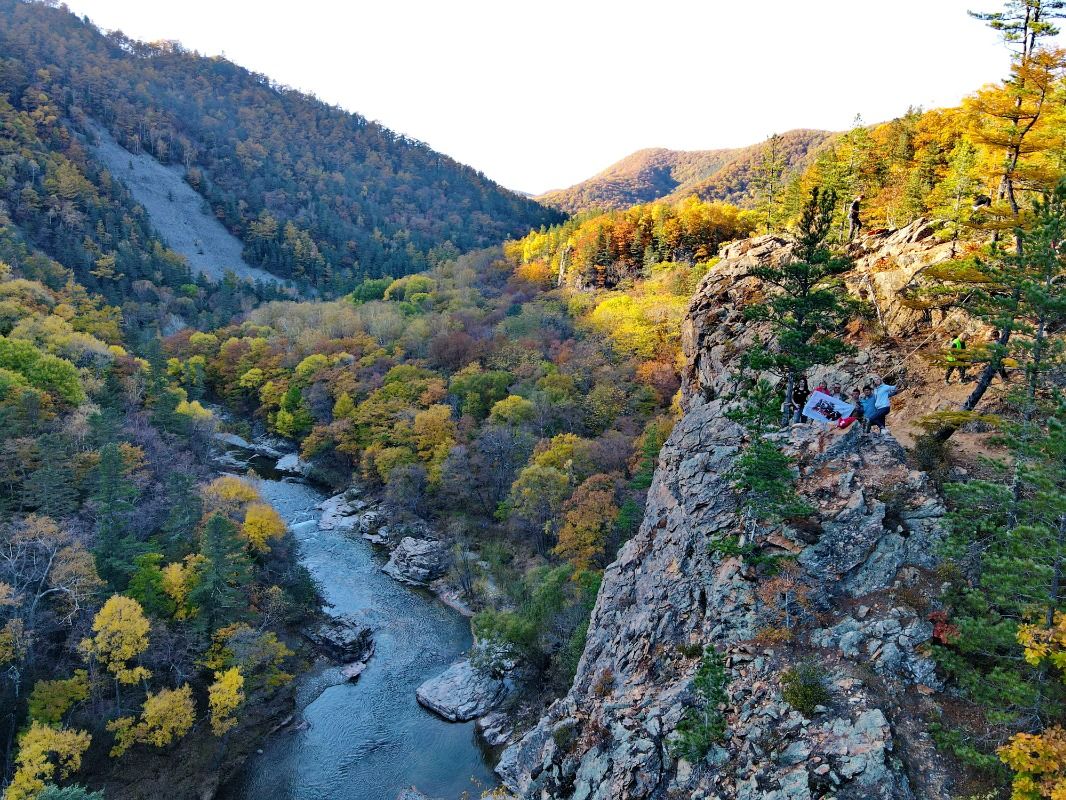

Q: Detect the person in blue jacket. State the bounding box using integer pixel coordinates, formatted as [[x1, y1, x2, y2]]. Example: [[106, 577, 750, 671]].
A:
[[858, 385, 878, 432], [867, 376, 899, 432]]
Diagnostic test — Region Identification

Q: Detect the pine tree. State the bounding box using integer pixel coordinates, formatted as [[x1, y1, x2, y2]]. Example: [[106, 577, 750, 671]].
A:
[[92, 443, 143, 589], [743, 188, 856, 426], [190, 513, 252, 632], [753, 133, 785, 233], [22, 435, 77, 518]]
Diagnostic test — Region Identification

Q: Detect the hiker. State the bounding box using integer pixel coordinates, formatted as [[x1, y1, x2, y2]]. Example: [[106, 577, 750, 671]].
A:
[[848, 195, 864, 240], [791, 377, 810, 423], [988, 329, 1010, 382], [859, 385, 878, 432], [830, 383, 845, 401], [944, 333, 968, 384], [867, 375, 899, 433]]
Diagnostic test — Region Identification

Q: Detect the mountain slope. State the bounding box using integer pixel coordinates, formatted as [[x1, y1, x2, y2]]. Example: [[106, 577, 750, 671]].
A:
[[536, 129, 833, 214], [0, 0, 563, 293]]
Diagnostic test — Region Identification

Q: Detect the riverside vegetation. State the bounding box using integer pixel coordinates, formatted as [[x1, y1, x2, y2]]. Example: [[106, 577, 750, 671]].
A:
[[1, 0, 1066, 798]]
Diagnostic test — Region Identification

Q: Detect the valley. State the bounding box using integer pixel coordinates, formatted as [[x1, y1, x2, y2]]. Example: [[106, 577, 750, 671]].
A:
[[0, 1, 1064, 800]]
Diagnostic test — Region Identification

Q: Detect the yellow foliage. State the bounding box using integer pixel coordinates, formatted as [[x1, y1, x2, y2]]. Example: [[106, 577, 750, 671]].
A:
[[161, 555, 205, 619], [107, 684, 196, 757], [999, 725, 1066, 800], [176, 398, 212, 419], [1018, 611, 1066, 671], [241, 502, 287, 554], [80, 594, 152, 685], [208, 667, 245, 736], [587, 293, 686, 359], [204, 475, 260, 504], [5, 721, 91, 800]]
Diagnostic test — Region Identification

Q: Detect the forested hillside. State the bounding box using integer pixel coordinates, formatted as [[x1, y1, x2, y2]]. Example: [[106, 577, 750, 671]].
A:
[[536, 129, 831, 214], [0, 0, 561, 296], [5, 0, 1066, 798]]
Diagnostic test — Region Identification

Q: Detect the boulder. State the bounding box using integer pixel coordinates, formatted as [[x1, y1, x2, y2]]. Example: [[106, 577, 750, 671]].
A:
[[275, 452, 312, 477], [304, 615, 374, 663], [477, 710, 515, 747], [416, 658, 508, 722], [382, 537, 449, 585], [318, 493, 360, 531]]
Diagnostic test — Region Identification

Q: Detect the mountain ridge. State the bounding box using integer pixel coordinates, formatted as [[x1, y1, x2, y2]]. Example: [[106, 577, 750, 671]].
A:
[[536, 129, 834, 213]]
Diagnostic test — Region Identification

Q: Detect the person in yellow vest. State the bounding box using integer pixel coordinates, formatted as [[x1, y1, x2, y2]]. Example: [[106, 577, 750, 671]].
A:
[[944, 333, 967, 384]]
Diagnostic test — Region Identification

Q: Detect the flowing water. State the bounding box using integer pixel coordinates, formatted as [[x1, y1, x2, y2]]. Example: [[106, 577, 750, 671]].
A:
[[219, 470, 496, 800]]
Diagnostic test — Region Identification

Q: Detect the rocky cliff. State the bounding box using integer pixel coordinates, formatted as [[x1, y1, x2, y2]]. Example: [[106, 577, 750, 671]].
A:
[[497, 221, 987, 799]]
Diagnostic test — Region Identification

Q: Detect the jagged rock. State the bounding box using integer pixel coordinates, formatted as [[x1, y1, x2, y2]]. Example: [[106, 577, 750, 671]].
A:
[[275, 452, 312, 476], [382, 537, 449, 585], [415, 658, 508, 722], [477, 710, 516, 747], [304, 615, 374, 663], [499, 224, 958, 800]]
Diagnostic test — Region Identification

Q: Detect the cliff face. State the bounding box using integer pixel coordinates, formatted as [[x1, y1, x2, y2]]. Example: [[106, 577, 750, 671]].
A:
[[498, 222, 971, 800]]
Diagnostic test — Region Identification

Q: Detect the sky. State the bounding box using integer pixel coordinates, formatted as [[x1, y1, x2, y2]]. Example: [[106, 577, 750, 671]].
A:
[[63, 0, 1013, 195]]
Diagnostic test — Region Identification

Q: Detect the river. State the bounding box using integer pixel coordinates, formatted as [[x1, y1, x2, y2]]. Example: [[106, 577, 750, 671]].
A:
[[218, 469, 497, 800]]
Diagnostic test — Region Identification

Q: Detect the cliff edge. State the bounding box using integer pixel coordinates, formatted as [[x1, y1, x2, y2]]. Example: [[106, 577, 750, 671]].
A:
[[497, 221, 987, 799]]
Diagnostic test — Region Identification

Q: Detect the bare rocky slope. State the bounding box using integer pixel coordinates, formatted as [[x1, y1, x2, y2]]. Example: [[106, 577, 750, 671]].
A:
[[89, 125, 285, 286], [496, 221, 990, 799]]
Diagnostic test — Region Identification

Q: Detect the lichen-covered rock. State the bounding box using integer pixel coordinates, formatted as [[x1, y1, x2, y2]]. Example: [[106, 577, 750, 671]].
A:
[[499, 224, 961, 799], [415, 658, 509, 722], [383, 537, 449, 585]]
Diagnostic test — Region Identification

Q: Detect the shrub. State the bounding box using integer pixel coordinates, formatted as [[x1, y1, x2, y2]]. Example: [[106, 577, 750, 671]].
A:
[[672, 647, 728, 761], [781, 661, 829, 716]]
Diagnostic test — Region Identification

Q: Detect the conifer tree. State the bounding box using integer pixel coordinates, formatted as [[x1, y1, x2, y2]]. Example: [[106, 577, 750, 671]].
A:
[[743, 188, 856, 426], [91, 443, 143, 589], [190, 513, 252, 632]]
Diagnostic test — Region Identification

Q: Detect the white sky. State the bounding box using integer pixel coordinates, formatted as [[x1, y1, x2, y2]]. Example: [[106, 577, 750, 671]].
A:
[[63, 0, 1013, 194]]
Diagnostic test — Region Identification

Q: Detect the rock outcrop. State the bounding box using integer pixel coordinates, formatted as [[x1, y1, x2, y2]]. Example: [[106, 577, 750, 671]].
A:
[[498, 223, 968, 799], [415, 658, 510, 722], [383, 537, 450, 585], [304, 615, 374, 665]]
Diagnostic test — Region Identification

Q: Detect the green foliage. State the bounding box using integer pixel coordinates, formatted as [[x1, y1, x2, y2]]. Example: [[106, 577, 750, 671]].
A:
[[190, 514, 253, 632], [92, 443, 143, 590], [730, 438, 812, 524], [780, 661, 830, 716], [672, 647, 728, 762]]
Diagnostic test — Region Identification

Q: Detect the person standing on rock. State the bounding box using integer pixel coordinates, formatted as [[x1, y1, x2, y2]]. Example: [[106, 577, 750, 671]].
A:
[[867, 375, 899, 433], [859, 385, 878, 432], [944, 333, 968, 384], [791, 376, 810, 423], [847, 195, 864, 241]]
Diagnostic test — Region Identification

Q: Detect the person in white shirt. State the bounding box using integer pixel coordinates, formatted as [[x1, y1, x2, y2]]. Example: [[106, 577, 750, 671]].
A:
[[867, 376, 898, 432]]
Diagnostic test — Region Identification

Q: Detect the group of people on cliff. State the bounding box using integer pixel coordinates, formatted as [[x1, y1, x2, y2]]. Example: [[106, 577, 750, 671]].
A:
[[789, 375, 899, 433]]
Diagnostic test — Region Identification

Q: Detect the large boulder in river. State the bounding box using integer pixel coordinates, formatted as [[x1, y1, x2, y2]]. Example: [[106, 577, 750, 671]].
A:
[[382, 537, 449, 585], [318, 493, 361, 531], [304, 615, 374, 663], [415, 658, 508, 722], [275, 452, 312, 477]]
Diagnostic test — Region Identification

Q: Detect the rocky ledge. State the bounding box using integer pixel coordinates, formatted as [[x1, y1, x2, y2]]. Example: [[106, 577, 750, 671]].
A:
[[415, 658, 510, 722]]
